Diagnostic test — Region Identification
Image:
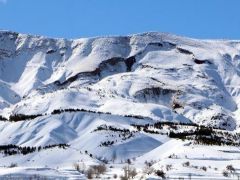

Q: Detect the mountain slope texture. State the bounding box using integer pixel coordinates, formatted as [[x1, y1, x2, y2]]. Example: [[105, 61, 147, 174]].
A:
[[0, 30, 240, 179]]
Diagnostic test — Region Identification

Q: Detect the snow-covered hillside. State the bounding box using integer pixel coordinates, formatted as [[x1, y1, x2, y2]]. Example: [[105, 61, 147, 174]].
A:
[[1, 30, 240, 179]]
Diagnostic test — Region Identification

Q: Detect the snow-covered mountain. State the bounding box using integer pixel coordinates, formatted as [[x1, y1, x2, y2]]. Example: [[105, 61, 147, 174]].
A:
[[1, 30, 240, 179]]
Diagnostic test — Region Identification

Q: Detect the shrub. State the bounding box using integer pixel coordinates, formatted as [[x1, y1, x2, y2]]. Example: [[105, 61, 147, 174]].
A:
[[87, 167, 94, 179], [94, 164, 107, 175], [113, 174, 118, 179], [143, 165, 154, 175], [87, 164, 107, 178], [144, 160, 155, 167], [73, 163, 80, 172], [129, 168, 137, 179], [200, 166, 207, 171], [182, 161, 190, 167], [9, 163, 17, 168], [166, 164, 172, 171], [223, 170, 229, 177], [155, 170, 166, 179], [121, 166, 137, 180], [168, 154, 178, 159], [226, 165, 235, 173]]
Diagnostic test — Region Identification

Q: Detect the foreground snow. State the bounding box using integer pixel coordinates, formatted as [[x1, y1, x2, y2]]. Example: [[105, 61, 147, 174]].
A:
[[1, 141, 240, 179]]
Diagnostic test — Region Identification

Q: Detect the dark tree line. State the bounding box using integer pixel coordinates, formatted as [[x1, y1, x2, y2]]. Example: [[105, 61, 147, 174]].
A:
[[9, 114, 42, 122], [3, 107, 146, 123], [169, 126, 240, 146], [0, 144, 69, 156], [132, 121, 198, 132]]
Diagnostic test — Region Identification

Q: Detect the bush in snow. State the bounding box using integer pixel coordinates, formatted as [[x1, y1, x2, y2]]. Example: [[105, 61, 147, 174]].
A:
[[86, 164, 107, 178], [113, 174, 118, 179], [226, 165, 235, 173], [129, 168, 137, 179], [222, 170, 229, 177], [200, 166, 207, 171], [100, 140, 114, 147], [168, 153, 178, 159], [86, 167, 94, 179], [222, 165, 236, 177], [143, 160, 155, 175], [143, 166, 154, 176], [182, 161, 190, 167], [9, 163, 17, 168], [155, 170, 166, 179], [73, 163, 80, 172], [92, 164, 107, 176], [120, 166, 138, 180], [166, 164, 172, 171]]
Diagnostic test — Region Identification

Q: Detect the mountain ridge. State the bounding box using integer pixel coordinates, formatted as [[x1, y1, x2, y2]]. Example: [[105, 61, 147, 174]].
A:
[[0, 30, 240, 178], [1, 30, 240, 128]]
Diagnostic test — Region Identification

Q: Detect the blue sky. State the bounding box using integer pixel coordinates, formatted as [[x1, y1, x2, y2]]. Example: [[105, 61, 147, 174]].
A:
[[0, 0, 239, 39]]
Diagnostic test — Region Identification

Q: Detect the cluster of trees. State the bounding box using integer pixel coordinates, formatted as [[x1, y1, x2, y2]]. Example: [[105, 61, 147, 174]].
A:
[[132, 121, 198, 133], [169, 126, 214, 139], [141, 128, 159, 134], [94, 125, 135, 141], [169, 126, 240, 146], [120, 166, 137, 180], [9, 114, 42, 122], [100, 141, 114, 147], [0, 145, 37, 156], [73, 163, 107, 179], [0, 115, 7, 121], [169, 130, 195, 139], [222, 165, 236, 177], [94, 125, 131, 133], [41, 143, 69, 150], [51, 108, 145, 120], [0, 143, 69, 156], [51, 108, 112, 115], [4, 107, 146, 124], [132, 121, 240, 146], [87, 164, 107, 179], [124, 114, 144, 120], [155, 170, 166, 179]]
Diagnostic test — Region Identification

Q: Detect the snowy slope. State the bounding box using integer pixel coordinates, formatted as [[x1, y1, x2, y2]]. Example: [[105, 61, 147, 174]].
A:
[[1, 30, 240, 179]]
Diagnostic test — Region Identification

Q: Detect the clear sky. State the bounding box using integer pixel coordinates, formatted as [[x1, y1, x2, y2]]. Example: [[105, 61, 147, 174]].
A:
[[0, 0, 239, 39]]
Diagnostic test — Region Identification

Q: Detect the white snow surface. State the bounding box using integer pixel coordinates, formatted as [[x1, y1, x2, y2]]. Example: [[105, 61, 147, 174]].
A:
[[0, 31, 240, 179]]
